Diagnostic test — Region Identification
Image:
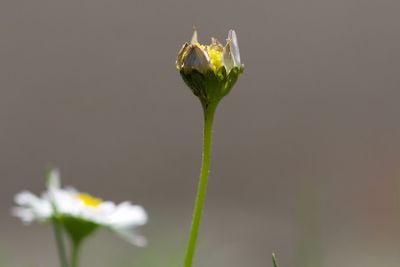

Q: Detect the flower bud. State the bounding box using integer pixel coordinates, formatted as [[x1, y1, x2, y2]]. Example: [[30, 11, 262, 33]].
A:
[[176, 29, 244, 105]]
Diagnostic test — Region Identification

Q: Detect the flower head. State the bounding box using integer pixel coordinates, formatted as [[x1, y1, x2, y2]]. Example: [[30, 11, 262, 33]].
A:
[[12, 169, 147, 246], [176, 29, 244, 105]]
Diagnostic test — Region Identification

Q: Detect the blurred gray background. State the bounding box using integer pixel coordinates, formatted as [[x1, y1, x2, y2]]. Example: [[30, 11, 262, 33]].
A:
[[1, 0, 400, 266]]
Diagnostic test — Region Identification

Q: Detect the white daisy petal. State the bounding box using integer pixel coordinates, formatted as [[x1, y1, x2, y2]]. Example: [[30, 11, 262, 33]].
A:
[[109, 202, 148, 227], [15, 191, 40, 206], [12, 207, 35, 224], [228, 30, 241, 66], [223, 41, 234, 74], [112, 228, 148, 247], [14, 191, 52, 218], [46, 168, 61, 192]]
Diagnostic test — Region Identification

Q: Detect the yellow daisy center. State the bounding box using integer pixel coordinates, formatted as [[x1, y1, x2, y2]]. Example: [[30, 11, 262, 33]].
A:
[[206, 46, 223, 70], [77, 193, 102, 207]]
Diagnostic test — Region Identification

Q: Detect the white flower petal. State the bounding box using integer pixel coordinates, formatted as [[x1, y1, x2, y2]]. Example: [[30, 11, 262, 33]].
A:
[[14, 191, 52, 219], [112, 228, 147, 247], [12, 207, 35, 224], [46, 169, 61, 192], [223, 42, 234, 74], [228, 30, 241, 66], [108, 202, 148, 227], [15, 191, 40, 206]]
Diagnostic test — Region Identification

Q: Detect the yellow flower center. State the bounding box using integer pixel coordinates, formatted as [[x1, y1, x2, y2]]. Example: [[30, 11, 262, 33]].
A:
[[77, 193, 102, 207], [206, 46, 223, 70]]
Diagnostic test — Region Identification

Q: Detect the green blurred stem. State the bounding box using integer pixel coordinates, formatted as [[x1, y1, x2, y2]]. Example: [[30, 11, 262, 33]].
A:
[[52, 219, 69, 267], [71, 240, 81, 267], [272, 253, 279, 267], [184, 101, 219, 267]]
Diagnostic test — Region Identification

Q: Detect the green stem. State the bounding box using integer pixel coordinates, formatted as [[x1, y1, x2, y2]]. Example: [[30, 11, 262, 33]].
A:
[[52, 219, 69, 267], [71, 240, 81, 267], [184, 101, 219, 267]]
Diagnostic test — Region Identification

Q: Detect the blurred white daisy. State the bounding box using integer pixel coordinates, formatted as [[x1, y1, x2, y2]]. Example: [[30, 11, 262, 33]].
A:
[[12, 169, 148, 246]]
